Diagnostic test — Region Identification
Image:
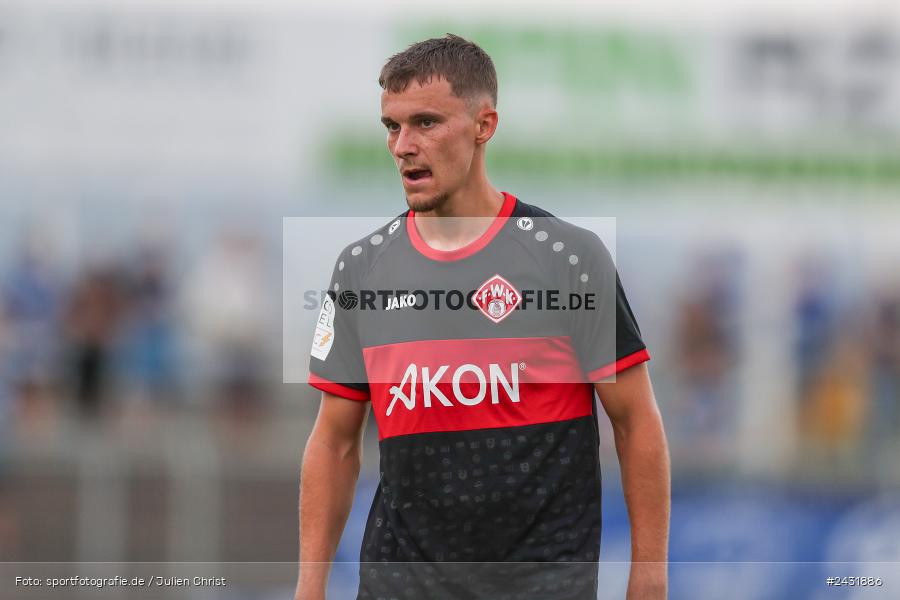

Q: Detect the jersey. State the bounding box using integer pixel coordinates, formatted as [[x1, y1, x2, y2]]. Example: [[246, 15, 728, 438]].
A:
[[307, 192, 649, 599]]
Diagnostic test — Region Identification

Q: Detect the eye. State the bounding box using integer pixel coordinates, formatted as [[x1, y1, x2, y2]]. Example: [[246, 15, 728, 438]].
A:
[[385, 122, 400, 133], [421, 119, 435, 128]]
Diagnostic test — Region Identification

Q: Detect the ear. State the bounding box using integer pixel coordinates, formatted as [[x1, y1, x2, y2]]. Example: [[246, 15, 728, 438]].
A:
[[474, 104, 499, 146]]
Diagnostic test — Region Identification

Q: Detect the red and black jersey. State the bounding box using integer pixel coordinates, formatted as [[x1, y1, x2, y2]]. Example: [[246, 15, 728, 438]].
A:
[[308, 192, 649, 599]]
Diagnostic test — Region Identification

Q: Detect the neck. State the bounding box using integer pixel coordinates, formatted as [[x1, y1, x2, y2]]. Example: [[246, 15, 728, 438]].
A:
[[413, 171, 505, 252]]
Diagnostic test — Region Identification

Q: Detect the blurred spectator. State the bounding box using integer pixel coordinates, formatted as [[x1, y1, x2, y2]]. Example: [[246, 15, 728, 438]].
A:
[[793, 256, 871, 470], [798, 322, 869, 468], [118, 244, 180, 408], [793, 256, 838, 406], [2, 237, 61, 377], [866, 285, 900, 454], [181, 230, 274, 441], [670, 249, 742, 458], [62, 266, 127, 418], [2, 235, 63, 437]]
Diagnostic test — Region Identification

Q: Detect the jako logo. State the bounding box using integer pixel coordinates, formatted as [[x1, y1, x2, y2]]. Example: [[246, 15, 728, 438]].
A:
[[386, 362, 522, 416], [384, 293, 417, 311]]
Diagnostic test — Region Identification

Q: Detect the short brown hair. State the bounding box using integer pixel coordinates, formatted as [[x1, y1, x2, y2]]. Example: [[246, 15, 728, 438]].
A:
[[379, 34, 498, 107]]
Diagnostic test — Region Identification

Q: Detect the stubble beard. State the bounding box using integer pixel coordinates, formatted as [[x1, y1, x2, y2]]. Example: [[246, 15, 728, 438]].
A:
[[406, 192, 450, 213]]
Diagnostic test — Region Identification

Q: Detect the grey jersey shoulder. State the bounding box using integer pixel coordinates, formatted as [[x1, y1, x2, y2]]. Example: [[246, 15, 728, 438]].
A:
[[332, 213, 408, 285], [508, 199, 612, 275]]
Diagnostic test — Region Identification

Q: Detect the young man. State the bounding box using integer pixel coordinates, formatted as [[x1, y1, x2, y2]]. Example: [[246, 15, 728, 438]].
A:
[[297, 34, 670, 600]]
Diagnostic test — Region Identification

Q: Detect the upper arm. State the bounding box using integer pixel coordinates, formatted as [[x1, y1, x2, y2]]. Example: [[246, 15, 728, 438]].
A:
[[594, 362, 660, 429], [307, 247, 371, 400], [565, 229, 648, 381], [308, 391, 370, 457]]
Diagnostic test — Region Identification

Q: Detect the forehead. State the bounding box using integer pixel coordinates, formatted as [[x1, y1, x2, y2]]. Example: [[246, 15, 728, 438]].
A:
[[380, 77, 468, 118]]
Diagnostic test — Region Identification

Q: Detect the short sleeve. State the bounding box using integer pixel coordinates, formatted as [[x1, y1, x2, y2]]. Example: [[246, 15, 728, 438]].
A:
[[567, 232, 649, 381], [307, 254, 370, 401]]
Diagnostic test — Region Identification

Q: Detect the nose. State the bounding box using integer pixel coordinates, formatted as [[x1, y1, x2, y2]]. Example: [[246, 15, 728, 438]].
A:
[[392, 127, 417, 159]]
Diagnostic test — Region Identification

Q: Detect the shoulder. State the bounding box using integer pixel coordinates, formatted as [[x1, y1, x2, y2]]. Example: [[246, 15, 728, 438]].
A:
[[509, 197, 611, 262], [331, 212, 408, 281]]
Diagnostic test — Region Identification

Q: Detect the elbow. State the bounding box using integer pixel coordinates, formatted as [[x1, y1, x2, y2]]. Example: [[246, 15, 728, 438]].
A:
[[612, 406, 667, 445], [305, 428, 364, 465]]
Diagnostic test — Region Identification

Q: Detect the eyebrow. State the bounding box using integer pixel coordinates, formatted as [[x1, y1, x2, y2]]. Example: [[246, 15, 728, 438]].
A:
[[410, 112, 443, 121], [380, 112, 444, 125]]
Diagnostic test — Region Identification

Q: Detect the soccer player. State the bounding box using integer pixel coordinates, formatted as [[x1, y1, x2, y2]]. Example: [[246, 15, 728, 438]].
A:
[[296, 34, 670, 600]]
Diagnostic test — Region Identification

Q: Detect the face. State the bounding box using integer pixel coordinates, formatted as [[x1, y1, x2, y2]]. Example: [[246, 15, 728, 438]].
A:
[[381, 77, 485, 212]]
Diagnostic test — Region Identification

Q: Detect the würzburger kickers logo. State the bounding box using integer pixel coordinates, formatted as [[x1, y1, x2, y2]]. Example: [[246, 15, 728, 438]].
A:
[[474, 274, 521, 324]]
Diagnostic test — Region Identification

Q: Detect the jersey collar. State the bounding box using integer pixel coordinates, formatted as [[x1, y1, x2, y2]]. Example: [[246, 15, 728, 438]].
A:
[[406, 191, 517, 262]]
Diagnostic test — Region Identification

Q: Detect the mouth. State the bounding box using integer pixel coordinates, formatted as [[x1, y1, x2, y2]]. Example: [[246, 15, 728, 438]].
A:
[[402, 167, 433, 186]]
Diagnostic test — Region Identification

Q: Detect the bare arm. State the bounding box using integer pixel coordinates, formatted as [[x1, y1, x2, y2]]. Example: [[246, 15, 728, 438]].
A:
[[595, 363, 670, 600], [295, 392, 370, 600]]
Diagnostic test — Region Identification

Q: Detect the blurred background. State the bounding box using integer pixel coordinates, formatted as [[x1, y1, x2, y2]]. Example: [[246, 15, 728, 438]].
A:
[[1, 0, 900, 598]]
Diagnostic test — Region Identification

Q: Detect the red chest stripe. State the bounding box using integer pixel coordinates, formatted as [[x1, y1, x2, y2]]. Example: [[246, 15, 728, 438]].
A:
[[362, 336, 593, 440]]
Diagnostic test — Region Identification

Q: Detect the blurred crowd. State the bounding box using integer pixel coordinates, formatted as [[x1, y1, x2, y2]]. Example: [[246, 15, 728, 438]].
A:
[[0, 226, 897, 475], [791, 256, 900, 475], [0, 227, 280, 447], [664, 246, 900, 478]]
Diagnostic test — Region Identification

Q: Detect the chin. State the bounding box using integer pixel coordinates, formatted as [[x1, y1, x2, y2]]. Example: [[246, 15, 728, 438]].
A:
[[406, 191, 449, 213]]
